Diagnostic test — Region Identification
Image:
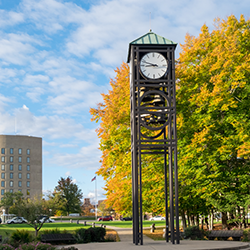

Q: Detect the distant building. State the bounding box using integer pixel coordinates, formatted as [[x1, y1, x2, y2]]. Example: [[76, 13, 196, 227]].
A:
[[0, 135, 42, 199], [81, 198, 95, 215]]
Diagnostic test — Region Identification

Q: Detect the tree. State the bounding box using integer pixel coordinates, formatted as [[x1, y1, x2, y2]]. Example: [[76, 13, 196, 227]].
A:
[[14, 197, 50, 236], [0, 191, 23, 214], [53, 176, 83, 215], [90, 63, 168, 215], [176, 14, 250, 228]]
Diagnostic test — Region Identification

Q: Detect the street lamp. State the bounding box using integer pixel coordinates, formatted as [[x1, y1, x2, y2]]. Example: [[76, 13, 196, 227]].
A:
[[2, 209, 5, 224]]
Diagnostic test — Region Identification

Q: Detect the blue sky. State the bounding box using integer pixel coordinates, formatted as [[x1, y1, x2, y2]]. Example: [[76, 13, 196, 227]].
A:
[[0, 0, 249, 204]]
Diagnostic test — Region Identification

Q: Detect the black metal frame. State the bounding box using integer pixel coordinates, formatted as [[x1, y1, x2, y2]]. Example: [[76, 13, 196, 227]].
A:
[[129, 44, 179, 245]]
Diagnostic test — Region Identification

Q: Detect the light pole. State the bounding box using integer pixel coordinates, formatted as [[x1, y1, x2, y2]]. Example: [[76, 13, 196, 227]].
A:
[[2, 209, 5, 224]]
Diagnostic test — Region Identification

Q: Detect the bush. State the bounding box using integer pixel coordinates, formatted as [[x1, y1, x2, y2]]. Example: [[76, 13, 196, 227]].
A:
[[74, 227, 106, 243], [184, 225, 205, 240], [0, 244, 14, 250], [0, 242, 56, 250], [10, 230, 33, 247]]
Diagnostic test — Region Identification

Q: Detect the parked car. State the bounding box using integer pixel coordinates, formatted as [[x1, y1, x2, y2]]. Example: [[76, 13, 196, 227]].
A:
[[39, 217, 55, 223], [6, 217, 27, 224], [122, 217, 132, 221], [36, 215, 54, 223], [149, 216, 165, 221], [97, 215, 112, 221]]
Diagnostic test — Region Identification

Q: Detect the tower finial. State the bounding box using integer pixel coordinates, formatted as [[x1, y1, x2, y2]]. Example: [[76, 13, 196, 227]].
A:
[[149, 12, 152, 32]]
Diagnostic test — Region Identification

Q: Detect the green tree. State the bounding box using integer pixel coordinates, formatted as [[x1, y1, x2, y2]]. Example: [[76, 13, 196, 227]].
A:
[[15, 197, 50, 236], [176, 14, 250, 228], [53, 176, 83, 215], [0, 191, 23, 214]]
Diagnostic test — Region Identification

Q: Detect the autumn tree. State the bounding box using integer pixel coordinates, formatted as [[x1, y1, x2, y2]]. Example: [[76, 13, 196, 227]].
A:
[[176, 14, 250, 228], [53, 176, 83, 215], [90, 63, 168, 215]]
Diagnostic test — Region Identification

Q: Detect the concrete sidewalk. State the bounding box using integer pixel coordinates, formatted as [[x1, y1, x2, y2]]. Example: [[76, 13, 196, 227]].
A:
[[57, 227, 250, 250]]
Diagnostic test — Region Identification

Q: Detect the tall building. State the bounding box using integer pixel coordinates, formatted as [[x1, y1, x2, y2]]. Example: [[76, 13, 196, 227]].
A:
[[0, 135, 42, 199]]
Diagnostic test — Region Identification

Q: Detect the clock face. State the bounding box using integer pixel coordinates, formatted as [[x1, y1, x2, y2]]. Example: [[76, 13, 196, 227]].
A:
[[140, 52, 168, 79]]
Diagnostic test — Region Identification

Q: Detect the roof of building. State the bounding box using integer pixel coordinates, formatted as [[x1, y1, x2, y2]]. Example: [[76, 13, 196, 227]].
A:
[[127, 31, 177, 62]]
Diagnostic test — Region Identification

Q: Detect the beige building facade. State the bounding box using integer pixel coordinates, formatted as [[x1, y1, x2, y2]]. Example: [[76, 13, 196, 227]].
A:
[[0, 135, 42, 199]]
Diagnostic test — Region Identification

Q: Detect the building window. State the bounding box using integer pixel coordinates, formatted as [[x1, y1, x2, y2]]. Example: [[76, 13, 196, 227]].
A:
[[27, 189, 30, 195], [27, 181, 30, 187], [27, 157, 30, 163], [1, 173, 5, 179], [18, 181, 22, 187], [10, 181, 13, 187], [18, 148, 22, 154], [1, 165, 5, 171], [10, 164, 13, 171], [10, 156, 14, 163], [18, 189, 22, 193], [10, 189, 13, 193], [10, 173, 13, 179], [10, 148, 13, 154], [18, 173, 22, 179], [1, 181, 5, 187], [18, 157, 22, 163], [27, 173, 30, 179], [1, 156, 5, 163], [27, 149, 30, 155], [1, 148, 5, 154], [1, 189, 4, 195], [27, 165, 30, 171], [18, 165, 22, 171]]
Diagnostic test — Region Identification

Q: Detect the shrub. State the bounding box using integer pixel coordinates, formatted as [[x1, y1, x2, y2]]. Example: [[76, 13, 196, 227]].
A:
[[74, 227, 106, 243], [16, 242, 57, 250], [0, 242, 56, 250], [10, 230, 33, 247], [0, 244, 15, 250], [184, 225, 205, 240]]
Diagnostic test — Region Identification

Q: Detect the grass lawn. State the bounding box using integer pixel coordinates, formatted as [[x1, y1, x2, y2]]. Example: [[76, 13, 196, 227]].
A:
[[95, 220, 167, 228], [0, 223, 91, 238]]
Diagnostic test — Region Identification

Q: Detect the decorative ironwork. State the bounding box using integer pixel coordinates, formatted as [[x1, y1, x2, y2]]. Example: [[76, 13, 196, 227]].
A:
[[128, 43, 180, 245]]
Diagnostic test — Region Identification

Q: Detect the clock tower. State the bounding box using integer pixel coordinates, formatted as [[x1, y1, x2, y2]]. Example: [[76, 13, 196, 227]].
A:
[[127, 31, 180, 245]]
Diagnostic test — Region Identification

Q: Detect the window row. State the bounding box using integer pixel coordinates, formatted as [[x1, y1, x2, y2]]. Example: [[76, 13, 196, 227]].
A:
[[1, 164, 30, 171], [1, 189, 30, 195], [1, 156, 30, 163], [1, 148, 30, 155], [1, 173, 30, 179], [1, 181, 30, 187]]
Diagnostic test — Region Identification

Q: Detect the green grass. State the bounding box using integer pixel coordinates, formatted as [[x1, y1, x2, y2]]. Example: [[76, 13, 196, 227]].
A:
[[95, 220, 166, 228], [0, 223, 91, 238]]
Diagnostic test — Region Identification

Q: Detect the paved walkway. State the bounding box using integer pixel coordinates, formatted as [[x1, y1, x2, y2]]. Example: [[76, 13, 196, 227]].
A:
[[57, 226, 250, 250]]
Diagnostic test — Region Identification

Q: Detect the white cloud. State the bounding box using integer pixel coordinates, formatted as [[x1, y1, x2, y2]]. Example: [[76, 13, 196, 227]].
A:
[[0, 10, 24, 27]]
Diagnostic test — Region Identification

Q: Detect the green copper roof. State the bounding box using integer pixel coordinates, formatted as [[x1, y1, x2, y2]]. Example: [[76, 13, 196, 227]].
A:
[[127, 31, 177, 62], [130, 31, 177, 45]]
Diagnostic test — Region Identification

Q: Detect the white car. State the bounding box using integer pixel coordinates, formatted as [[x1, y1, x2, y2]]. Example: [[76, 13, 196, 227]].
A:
[[39, 217, 55, 223], [6, 217, 27, 224], [149, 216, 165, 221]]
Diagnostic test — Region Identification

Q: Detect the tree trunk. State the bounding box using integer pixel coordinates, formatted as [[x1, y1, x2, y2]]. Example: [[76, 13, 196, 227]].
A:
[[204, 216, 209, 230], [222, 212, 228, 229], [190, 214, 195, 226], [181, 211, 187, 231], [195, 215, 199, 226], [187, 214, 190, 227], [209, 213, 214, 230]]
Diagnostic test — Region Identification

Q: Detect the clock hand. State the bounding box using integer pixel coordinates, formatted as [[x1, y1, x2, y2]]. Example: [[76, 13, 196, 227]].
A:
[[143, 61, 158, 67]]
